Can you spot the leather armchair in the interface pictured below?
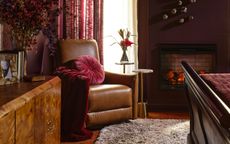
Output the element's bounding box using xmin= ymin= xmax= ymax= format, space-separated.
xmin=57 ymin=39 xmax=138 ymax=129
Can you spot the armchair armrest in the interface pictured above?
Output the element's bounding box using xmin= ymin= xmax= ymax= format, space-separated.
xmin=104 ymin=71 xmax=137 ymax=86
xmin=103 ymin=71 xmax=139 ymax=118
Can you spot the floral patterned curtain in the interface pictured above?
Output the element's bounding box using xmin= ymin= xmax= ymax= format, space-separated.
xmin=60 ymin=0 xmax=104 ymax=64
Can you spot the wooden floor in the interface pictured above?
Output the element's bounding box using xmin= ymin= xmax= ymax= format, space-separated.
xmin=148 ymin=111 xmax=189 ymax=119
xmin=62 ymin=112 xmax=189 ymax=144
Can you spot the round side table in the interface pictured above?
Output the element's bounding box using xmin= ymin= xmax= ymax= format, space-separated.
xmin=133 ymin=69 xmax=153 ymax=118
xmin=115 ymin=62 xmax=134 ymax=73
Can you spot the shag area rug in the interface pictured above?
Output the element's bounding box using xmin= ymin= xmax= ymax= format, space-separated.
xmin=95 ymin=119 xmax=189 ymax=144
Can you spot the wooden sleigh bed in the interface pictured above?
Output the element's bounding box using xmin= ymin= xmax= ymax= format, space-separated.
xmin=181 ymin=61 xmax=230 ymax=144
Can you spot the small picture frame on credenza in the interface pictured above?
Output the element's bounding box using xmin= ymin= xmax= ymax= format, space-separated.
xmin=0 ymin=50 xmax=24 ymax=85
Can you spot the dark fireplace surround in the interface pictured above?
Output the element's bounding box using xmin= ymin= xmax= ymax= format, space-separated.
xmin=148 ymin=43 xmax=217 ymax=112
xmin=159 ymin=44 xmax=216 ymax=90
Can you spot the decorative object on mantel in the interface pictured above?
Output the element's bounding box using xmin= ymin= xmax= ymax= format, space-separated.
xmin=23 ymin=75 xmax=46 ymax=82
xmin=0 ymin=50 xmax=24 ymax=85
xmin=111 ymin=29 xmax=135 ymax=62
xmin=0 ymin=0 xmax=61 ymax=80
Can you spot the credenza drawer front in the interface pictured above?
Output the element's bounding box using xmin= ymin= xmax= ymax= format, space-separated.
xmin=0 ymin=111 xmax=15 ymax=144
xmin=16 ymin=100 xmax=35 ymax=144
xmin=0 ymin=77 xmax=61 ymax=144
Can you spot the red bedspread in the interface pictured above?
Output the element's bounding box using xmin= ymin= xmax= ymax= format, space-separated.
xmin=200 ymin=73 xmax=230 ymax=107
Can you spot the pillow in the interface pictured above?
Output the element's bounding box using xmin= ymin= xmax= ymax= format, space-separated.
xmin=65 ymin=55 xmax=105 ymax=85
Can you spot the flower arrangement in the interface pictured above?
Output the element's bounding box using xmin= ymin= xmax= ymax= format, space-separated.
xmin=112 ymin=29 xmax=135 ymax=50
xmin=0 ymin=0 xmax=60 ymax=53
xmin=111 ymin=29 xmax=135 ymax=62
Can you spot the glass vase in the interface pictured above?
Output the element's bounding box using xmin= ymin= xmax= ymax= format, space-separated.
xmin=17 ymin=50 xmax=26 ymax=81
xmin=120 ymin=49 xmax=129 ymax=62
xmin=13 ymin=37 xmax=27 ymax=81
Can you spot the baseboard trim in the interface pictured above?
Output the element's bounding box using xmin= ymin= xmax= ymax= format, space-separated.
xmin=147 ymin=104 xmax=188 ymax=112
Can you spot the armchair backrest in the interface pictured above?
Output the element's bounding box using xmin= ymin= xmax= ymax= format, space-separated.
xmin=58 ymin=39 xmax=100 ymax=64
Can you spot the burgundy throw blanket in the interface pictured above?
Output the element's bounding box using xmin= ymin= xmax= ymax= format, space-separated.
xmin=56 ymin=67 xmax=92 ymax=142
xmin=56 ymin=55 xmax=105 ymax=142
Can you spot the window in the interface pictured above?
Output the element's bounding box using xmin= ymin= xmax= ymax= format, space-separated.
xmin=103 ymin=0 xmax=138 ymax=73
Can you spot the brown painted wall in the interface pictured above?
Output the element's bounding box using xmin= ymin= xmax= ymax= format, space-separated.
xmin=138 ymin=0 xmax=230 ymax=111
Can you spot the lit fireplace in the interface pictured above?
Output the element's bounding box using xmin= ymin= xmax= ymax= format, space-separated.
xmin=166 ymin=69 xmax=185 ymax=85
xmin=165 ymin=69 xmax=206 ymax=85
xmin=159 ymin=44 xmax=216 ymax=89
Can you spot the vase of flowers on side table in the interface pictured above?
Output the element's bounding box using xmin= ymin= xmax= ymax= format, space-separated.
xmin=112 ymin=29 xmax=135 ymax=62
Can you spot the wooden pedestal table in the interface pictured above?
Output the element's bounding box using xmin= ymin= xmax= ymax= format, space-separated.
xmin=133 ymin=69 xmax=153 ymax=118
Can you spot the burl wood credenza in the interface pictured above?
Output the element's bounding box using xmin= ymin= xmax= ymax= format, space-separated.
xmin=0 ymin=76 xmax=61 ymax=144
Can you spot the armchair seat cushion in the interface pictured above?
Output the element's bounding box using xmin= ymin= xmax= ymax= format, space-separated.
xmin=88 ymin=84 xmax=132 ymax=112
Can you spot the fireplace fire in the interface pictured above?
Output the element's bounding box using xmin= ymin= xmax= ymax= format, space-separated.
xmin=165 ymin=69 xmax=206 ymax=85
xmin=159 ymin=44 xmax=216 ymax=89
xmin=166 ymin=69 xmax=184 ymax=85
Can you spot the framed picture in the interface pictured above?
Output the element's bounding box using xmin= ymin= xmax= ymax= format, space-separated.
xmin=0 ymin=50 xmax=24 ymax=85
